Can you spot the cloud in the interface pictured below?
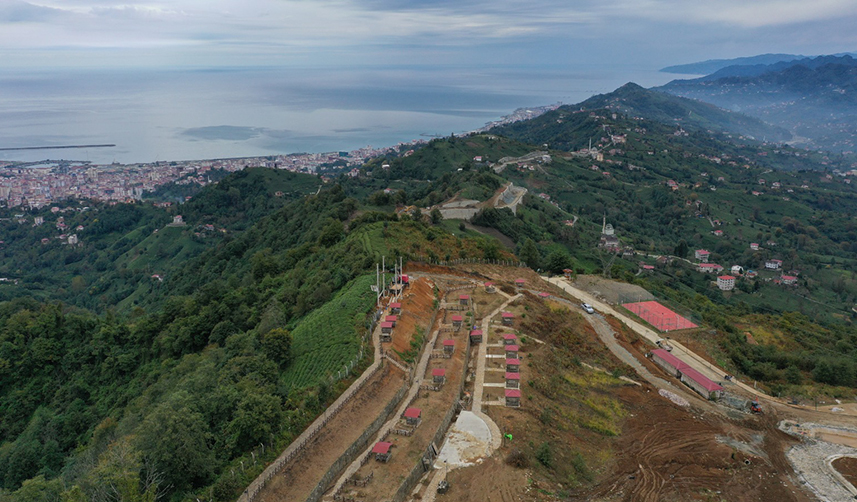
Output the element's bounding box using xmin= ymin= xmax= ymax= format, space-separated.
xmin=2 ymin=0 xmax=857 ymax=69
xmin=0 ymin=0 xmax=65 ymax=22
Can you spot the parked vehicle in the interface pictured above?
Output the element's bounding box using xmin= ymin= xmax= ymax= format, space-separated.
xmin=581 ymin=303 xmax=595 ymax=314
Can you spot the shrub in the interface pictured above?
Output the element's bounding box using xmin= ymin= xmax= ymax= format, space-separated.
xmin=505 ymin=449 xmax=529 ymax=468
xmin=535 ymin=441 xmax=553 ymax=468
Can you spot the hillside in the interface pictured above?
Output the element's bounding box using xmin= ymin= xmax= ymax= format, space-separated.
xmin=660 ymin=53 xmax=806 ymax=75
xmin=658 ymin=55 xmax=857 ymax=151
xmin=492 ymin=83 xmax=791 ymax=145
xmin=7 ymin=81 xmax=857 ymax=501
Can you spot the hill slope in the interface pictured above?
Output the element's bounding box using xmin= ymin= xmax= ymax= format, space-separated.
xmin=658 ymin=55 xmax=857 ymax=151
xmin=492 ymin=83 xmax=791 ymax=146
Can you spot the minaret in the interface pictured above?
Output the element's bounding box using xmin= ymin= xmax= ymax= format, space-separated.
xmin=602 ymin=214 xmax=606 ymax=234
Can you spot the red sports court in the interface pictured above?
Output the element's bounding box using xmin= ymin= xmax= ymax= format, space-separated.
xmin=622 ymin=300 xmax=697 ymax=332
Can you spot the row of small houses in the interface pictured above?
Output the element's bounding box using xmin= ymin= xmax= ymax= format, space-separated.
xmin=649 ymin=348 xmax=724 ymax=401
xmin=379 ymin=302 xmax=402 ymax=342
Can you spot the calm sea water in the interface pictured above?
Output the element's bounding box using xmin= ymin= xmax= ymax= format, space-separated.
xmin=0 ymin=65 xmax=674 ymax=165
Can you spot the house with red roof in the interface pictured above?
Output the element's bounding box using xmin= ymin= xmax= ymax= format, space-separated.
xmin=505 ymin=372 xmax=520 ymax=389
xmin=697 ymin=263 xmax=724 ymax=273
xmin=505 ymin=388 xmax=521 ymax=407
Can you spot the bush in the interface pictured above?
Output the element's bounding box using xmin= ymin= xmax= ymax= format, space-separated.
xmin=505 ymin=449 xmax=529 ymax=468
xmin=535 ymin=441 xmax=552 ymax=468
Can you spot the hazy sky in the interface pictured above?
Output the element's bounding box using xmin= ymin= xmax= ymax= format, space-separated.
xmin=2 ymin=0 xmax=857 ymax=70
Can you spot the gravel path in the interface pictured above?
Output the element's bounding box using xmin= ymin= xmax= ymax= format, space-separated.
xmin=786 ymin=438 xmax=857 ymax=502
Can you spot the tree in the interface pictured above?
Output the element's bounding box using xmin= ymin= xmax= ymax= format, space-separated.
xmin=544 ymin=249 xmax=572 ymax=274
xmin=430 ymin=208 xmax=442 ymax=224
xmin=261 ymin=328 xmax=292 ymax=368
xmin=673 ymin=239 xmax=688 ymax=258
xmin=519 ymin=239 xmax=540 ymax=270
xmin=136 ymin=398 xmax=216 ymax=493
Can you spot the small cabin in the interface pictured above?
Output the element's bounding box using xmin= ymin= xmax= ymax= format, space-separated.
xmin=506 ymin=358 xmax=521 ymax=372
xmin=538 ymin=292 xmax=550 ymax=299
xmin=459 ymin=294 xmax=470 ymax=306
xmin=432 ymin=368 xmax=446 ymax=384
xmin=563 ymin=268 xmax=573 ymax=280
xmin=442 ymin=339 xmax=455 ymax=354
xmin=505 ymin=388 xmax=521 ymax=407
xmin=372 ymin=441 xmax=393 ymax=462
xmin=451 ymin=314 xmax=463 ymax=329
xmin=502 ymin=333 xmax=517 ymax=346
xmin=505 ymin=344 xmax=519 ymax=358
xmin=505 ymin=372 xmax=520 ymax=389
xmin=485 ymin=282 xmax=496 ymax=293
xmin=390 ymin=302 xmax=402 ymax=315
xmin=403 ymin=407 xmax=422 ymax=426
xmin=515 ymin=278 xmax=525 ymax=288
xmin=385 ymin=315 xmax=398 ymax=327
xmin=469 ymin=329 xmax=483 ymax=344
xmin=501 ymin=312 xmax=514 ymax=326
xmin=380 ymin=321 xmax=393 ymax=342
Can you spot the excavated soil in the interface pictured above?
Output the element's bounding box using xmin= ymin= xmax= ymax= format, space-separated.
xmin=832 ymin=456 xmax=857 ymax=488
xmin=387 ymin=277 xmax=437 ymax=355
xmin=591 ymin=388 xmax=810 ymax=502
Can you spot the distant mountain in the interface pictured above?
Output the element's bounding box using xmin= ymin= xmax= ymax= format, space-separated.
xmin=491 ymin=83 xmax=791 ymax=148
xmin=657 ymin=55 xmax=857 ymax=151
xmin=660 ymin=54 xmax=805 ymax=75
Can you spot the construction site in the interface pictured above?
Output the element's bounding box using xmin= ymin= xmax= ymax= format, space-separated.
xmin=241 ymin=262 xmax=857 ymax=502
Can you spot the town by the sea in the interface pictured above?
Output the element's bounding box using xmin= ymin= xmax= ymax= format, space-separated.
xmin=0 ymin=64 xmax=675 ymax=207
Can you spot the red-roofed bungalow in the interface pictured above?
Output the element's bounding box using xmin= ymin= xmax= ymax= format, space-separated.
xmin=385 ymin=315 xmax=398 ymax=326
xmin=505 ymin=372 xmax=520 ymax=389
xmin=505 ymin=344 xmax=519 ymax=358
xmin=505 ymin=388 xmax=521 ymax=407
xmin=506 ymin=358 xmax=520 ymax=372
xmin=469 ymin=329 xmax=483 ymax=343
xmin=515 ymin=278 xmax=526 ymax=287
xmin=432 ymin=368 xmax=446 ymax=384
xmin=372 ymin=441 xmax=393 ymax=462
xmin=485 ymin=282 xmax=496 ymax=293
xmin=501 ymin=312 xmax=514 ymax=326
xmin=679 ymin=367 xmax=724 ymax=401
xmin=451 ymin=314 xmax=463 ymax=329
xmin=403 ymin=407 xmax=422 ymax=425
xmin=459 ymin=294 xmax=470 ymax=306
xmin=390 ymin=302 xmax=402 ymax=314
xmin=502 ymin=333 xmax=517 ymax=345
xmin=380 ymin=321 xmax=393 ymax=334
xmin=442 ymin=339 xmax=455 ymax=354
xmin=538 ymin=292 xmax=550 ymax=298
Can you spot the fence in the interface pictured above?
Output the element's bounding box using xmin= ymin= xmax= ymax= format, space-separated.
xmin=305 ymin=380 xmax=409 ymax=502
xmin=409 ymin=256 xmax=526 ymax=268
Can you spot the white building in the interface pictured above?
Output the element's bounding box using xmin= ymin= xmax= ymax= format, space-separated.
xmin=717 ymin=275 xmax=735 ymax=291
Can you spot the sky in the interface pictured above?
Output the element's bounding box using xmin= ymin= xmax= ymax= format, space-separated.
xmin=2 ymin=0 xmax=857 ymax=71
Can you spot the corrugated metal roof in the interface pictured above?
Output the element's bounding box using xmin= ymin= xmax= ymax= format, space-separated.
xmin=651 ymin=348 xmax=689 ymax=370
xmin=680 ymin=366 xmax=723 ymax=392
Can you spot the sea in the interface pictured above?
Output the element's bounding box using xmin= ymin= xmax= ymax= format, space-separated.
xmin=0 ymin=64 xmax=676 ymax=165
